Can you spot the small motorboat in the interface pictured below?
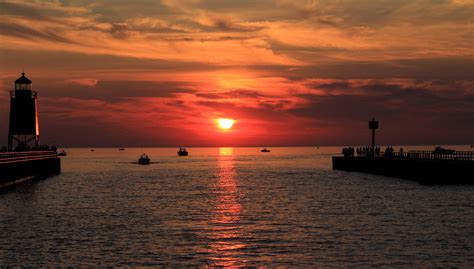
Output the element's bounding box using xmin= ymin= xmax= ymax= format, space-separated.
xmin=178 ymin=147 xmax=188 ymax=156
xmin=119 ymin=148 xmax=125 ymax=151
xmin=90 ymin=149 xmax=95 ymax=152
xmin=433 ymin=146 xmax=455 ymax=154
xmin=261 ymin=148 xmax=270 ymax=153
xmin=57 ymin=150 xmax=67 ymax=156
xmin=138 ymin=154 xmax=151 ymax=165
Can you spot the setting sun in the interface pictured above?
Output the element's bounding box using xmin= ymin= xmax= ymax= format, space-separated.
xmin=217 ymin=118 xmax=235 ymax=130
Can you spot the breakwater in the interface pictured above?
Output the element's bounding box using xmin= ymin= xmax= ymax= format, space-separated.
xmin=0 ymin=151 xmax=60 ymax=189
xmin=333 ymin=150 xmax=474 ymax=184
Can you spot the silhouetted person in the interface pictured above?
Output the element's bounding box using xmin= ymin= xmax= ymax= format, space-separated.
xmin=384 ymin=146 xmax=394 ymax=157
xmin=342 ymin=147 xmax=354 ymax=157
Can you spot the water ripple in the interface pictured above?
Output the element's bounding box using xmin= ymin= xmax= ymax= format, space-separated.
xmin=0 ymin=147 xmax=473 ymax=267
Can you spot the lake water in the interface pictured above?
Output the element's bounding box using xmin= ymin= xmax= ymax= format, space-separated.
xmin=1 ymin=147 xmax=473 ymax=267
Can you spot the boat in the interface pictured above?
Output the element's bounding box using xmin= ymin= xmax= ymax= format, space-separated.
xmin=261 ymin=148 xmax=270 ymax=153
xmin=433 ymin=146 xmax=455 ymax=154
xmin=178 ymin=147 xmax=188 ymax=156
xmin=90 ymin=149 xmax=95 ymax=152
xmin=119 ymin=148 xmax=125 ymax=151
xmin=57 ymin=150 xmax=67 ymax=156
xmin=138 ymin=154 xmax=151 ymax=165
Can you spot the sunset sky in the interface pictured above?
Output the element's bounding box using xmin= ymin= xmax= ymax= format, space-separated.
xmin=0 ymin=0 xmax=472 ymax=147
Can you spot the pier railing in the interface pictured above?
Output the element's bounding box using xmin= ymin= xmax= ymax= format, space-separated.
xmin=0 ymin=151 xmax=58 ymax=164
xmin=351 ymin=148 xmax=474 ymax=161
xmin=397 ymin=150 xmax=474 ymax=161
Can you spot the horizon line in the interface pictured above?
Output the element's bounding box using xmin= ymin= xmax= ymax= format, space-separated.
xmin=53 ymin=144 xmax=473 ymax=148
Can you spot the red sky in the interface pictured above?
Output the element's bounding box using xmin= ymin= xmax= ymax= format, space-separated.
xmin=0 ymin=0 xmax=473 ymax=147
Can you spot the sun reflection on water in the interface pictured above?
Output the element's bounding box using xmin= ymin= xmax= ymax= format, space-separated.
xmin=219 ymin=147 xmax=233 ymax=156
xmin=207 ymin=147 xmax=246 ymax=266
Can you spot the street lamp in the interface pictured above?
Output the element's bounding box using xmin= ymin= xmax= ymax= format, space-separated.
xmin=369 ymin=118 xmax=378 ymax=157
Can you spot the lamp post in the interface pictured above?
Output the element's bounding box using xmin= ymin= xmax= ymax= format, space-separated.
xmin=368 ymin=118 xmax=378 ymax=157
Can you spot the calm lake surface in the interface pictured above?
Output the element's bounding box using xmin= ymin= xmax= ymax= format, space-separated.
xmin=1 ymin=146 xmax=473 ymax=267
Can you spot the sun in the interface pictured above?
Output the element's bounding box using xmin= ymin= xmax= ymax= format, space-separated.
xmin=217 ymin=118 xmax=235 ymax=130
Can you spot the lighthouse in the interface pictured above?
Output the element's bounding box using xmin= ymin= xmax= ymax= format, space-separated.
xmin=8 ymin=72 xmax=40 ymax=151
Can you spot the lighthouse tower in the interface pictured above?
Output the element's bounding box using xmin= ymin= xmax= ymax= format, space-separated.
xmin=8 ymin=72 xmax=40 ymax=150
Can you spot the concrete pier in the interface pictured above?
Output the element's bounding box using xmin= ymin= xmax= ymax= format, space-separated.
xmin=333 ymin=153 xmax=474 ymax=184
xmin=0 ymin=151 xmax=61 ymax=189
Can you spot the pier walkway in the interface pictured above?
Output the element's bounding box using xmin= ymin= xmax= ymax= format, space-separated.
xmin=0 ymin=151 xmax=58 ymax=163
xmin=0 ymin=151 xmax=60 ymax=189
xmin=333 ymin=150 xmax=474 ymax=185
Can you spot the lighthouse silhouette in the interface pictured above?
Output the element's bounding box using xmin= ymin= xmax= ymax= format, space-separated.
xmin=8 ymin=72 xmax=40 ymax=150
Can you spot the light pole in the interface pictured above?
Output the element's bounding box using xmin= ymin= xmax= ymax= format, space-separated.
xmin=369 ymin=118 xmax=378 ymax=157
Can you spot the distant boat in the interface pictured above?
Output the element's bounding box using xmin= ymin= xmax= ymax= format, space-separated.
xmin=90 ymin=149 xmax=95 ymax=152
xmin=58 ymin=150 xmax=67 ymax=156
xmin=119 ymin=148 xmax=125 ymax=151
xmin=433 ymin=146 xmax=455 ymax=154
xmin=178 ymin=147 xmax=188 ymax=156
xmin=138 ymin=154 xmax=150 ymax=165
xmin=261 ymin=148 xmax=270 ymax=153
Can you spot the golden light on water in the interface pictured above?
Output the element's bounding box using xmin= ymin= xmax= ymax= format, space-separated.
xmin=208 ymin=148 xmax=244 ymax=266
xmin=219 ymin=147 xmax=233 ymax=156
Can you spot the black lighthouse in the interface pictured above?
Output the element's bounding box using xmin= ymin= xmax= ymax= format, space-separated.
xmin=8 ymin=72 xmax=40 ymax=151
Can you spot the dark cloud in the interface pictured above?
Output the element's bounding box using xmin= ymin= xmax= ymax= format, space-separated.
xmin=312 ymin=81 xmax=352 ymax=90
xmin=0 ymin=22 xmax=75 ymax=44
xmin=288 ymin=81 xmax=474 ymax=144
xmin=0 ymin=1 xmax=78 ymax=21
xmin=287 ymin=57 xmax=474 ymax=80
xmin=203 ymin=17 xmax=265 ymax=33
xmin=159 ymin=35 xmax=254 ymax=42
xmin=44 ymin=80 xmax=196 ymax=102
xmin=109 ymin=23 xmax=129 ymax=39
xmin=0 ymin=49 xmax=222 ymax=74
xmin=67 ymin=0 xmax=175 ymax=24
xmin=195 ymin=90 xmax=267 ymax=99
xmin=0 ymin=2 xmax=45 ymax=19
xmin=259 ymin=100 xmax=291 ymax=110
